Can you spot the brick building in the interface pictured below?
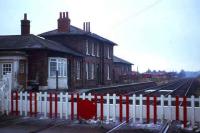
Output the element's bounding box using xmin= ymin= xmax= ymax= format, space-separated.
xmin=39 ymin=12 xmax=117 ymax=89
xmin=0 ymin=12 xmax=133 ymax=90
xmin=0 ymin=14 xmax=84 ymax=90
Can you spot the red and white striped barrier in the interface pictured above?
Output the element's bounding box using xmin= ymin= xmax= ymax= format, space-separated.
xmin=1 ymin=91 xmax=200 ymax=128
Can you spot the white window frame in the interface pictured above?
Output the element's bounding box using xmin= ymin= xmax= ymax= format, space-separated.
xmin=91 ymin=42 xmax=95 ymax=56
xmin=91 ymin=63 xmax=94 ymax=79
xmin=48 ymin=57 xmax=67 ymax=78
xmin=86 ymin=63 xmax=89 ymax=80
xmin=107 ymin=65 xmax=111 ymax=80
xmin=96 ymin=44 xmax=100 ymax=57
xmin=107 ymin=47 xmax=111 ymax=59
xmin=86 ymin=40 xmax=89 ymax=55
xmin=76 ymin=61 xmax=81 ymax=80
xmin=2 ymin=63 xmax=12 ymax=75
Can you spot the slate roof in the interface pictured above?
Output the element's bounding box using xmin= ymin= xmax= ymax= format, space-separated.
xmin=0 ymin=34 xmax=83 ymax=56
xmin=113 ymin=56 xmax=133 ymax=65
xmin=39 ymin=25 xmax=117 ymax=45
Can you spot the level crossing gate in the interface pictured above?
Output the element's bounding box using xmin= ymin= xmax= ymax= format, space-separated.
xmin=0 ymin=90 xmax=200 ymax=128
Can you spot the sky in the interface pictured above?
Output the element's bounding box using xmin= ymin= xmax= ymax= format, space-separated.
xmin=0 ymin=0 xmax=199 ymax=72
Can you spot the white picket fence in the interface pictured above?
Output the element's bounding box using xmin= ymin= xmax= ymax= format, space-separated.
xmin=0 ymin=90 xmax=200 ymax=128
xmin=0 ymin=73 xmax=12 ymax=115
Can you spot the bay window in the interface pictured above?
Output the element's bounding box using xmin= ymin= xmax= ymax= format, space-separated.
xmin=49 ymin=58 xmax=67 ymax=77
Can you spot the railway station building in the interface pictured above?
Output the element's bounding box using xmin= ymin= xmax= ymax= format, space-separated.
xmin=0 ymin=12 xmax=133 ymax=90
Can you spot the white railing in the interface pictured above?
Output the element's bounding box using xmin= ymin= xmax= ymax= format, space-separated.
xmin=0 ymin=91 xmax=200 ymax=128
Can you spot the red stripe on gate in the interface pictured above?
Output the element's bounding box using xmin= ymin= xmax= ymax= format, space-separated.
xmin=49 ymin=93 xmax=52 ymax=118
xmin=146 ymin=96 xmax=150 ymax=123
xmin=11 ymin=91 xmax=14 ymax=115
xmin=126 ymin=95 xmax=129 ymax=123
xmin=71 ymin=94 xmax=74 ymax=120
xmin=94 ymin=94 xmax=97 ymax=120
xmin=175 ymin=96 xmax=179 ymax=121
xmin=34 ymin=92 xmax=37 ymax=117
xmin=119 ymin=95 xmax=122 ymax=123
xmin=30 ymin=92 xmax=32 ymax=116
xmin=55 ymin=93 xmax=58 ymax=118
xmin=100 ymin=95 xmax=103 ymax=121
xmin=16 ymin=92 xmax=19 ymax=116
xmin=183 ymin=96 xmax=187 ymax=128
xmin=77 ymin=93 xmax=80 ymax=120
xmin=153 ymin=96 xmax=157 ymax=124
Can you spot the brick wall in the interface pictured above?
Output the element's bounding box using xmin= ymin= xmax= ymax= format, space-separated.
xmin=27 ymin=50 xmax=48 ymax=86
xmin=44 ymin=35 xmax=114 ymax=89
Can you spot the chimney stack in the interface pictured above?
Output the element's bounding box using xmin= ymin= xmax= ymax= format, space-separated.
xmin=57 ymin=12 xmax=70 ymax=32
xmin=83 ymin=22 xmax=90 ymax=32
xmin=21 ymin=13 xmax=30 ymax=35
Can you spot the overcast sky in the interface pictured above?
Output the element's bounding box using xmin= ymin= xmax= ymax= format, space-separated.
xmin=0 ymin=0 xmax=199 ymax=72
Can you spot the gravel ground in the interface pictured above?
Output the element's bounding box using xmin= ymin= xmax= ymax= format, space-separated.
xmin=0 ymin=115 xmax=164 ymax=133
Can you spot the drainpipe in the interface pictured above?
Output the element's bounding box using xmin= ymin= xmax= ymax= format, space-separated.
xmin=56 ymin=70 xmax=58 ymax=90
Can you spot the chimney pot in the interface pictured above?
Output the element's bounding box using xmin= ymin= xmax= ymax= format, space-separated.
xmin=66 ymin=12 xmax=68 ymax=18
xmin=83 ymin=22 xmax=85 ymax=31
xmin=85 ymin=22 xmax=90 ymax=32
xmin=63 ymin=12 xmax=65 ymax=18
xmin=24 ymin=13 xmax=27 ymax=20
xmin=59 ymin=12 xmax=62 ymax=18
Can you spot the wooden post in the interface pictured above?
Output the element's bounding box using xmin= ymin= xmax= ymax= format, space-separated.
xmin=146 ymin=96 xmax=150 ymax=123
xmin=100 ymin=95 xmax=104 ymax=121
xmin=56 ymin=70 xmax=58 ymax=90
xmin=94 ymin=94 xmax=97 ymax=120
xmin=126 ymin=95 xmax=129 ymax=123
xmin=49 ymin=93 xmax=52 ymax=118
xmin=139 ymin=94 xmax=143 ymax=123
xmin=183 ymin=96 xmax=187 ymax=128
xmin=113 ymin=94 xmax=116 ymax=122
xmin=34 ymin=92 xmax=37 ymax=117
xmin=175 ymin=96 xmax=179 ymax=121
xmin=153 ymin=96 xmax=157 ymax=124
xmin=160 ymin=95 xmax=164 ymax=122
xmin=71 ymin=94 xmax=74 ymax=120
xmin=65 ymin=93 xmax=69 ymax=119
xmin=24 ymin=92 xmax=28 ymax=116
xmin=168 ymin=95 xmax=172 ymax=120
xmin=191 ymin=96 xmax=195 ymax=128
xmin=55 ymin=93 xmax=58 ymax=118
xmin=20 ymin=92 xmax=23 ymax=116
xmin=44 ymin=92 xmax=47 ymax=118
xmin=119 ymin=95 xmax=123 ymax=122
xmin=132 ymin=94 xmax=136 ymax=123
xmin=106 ymin=94 xmax=110 ymax=123
xmin=60 ymin=92 xmax=63 ymax=119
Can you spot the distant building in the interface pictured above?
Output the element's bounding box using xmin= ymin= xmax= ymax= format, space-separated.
xmin=113 ymin=56 xmax=133 ymax=83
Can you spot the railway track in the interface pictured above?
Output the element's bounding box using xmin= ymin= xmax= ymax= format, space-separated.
xmin=123 ymin=78 xmax=194 ymax=97
xmin=89 ymin=78 xmax=196 ymax=98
